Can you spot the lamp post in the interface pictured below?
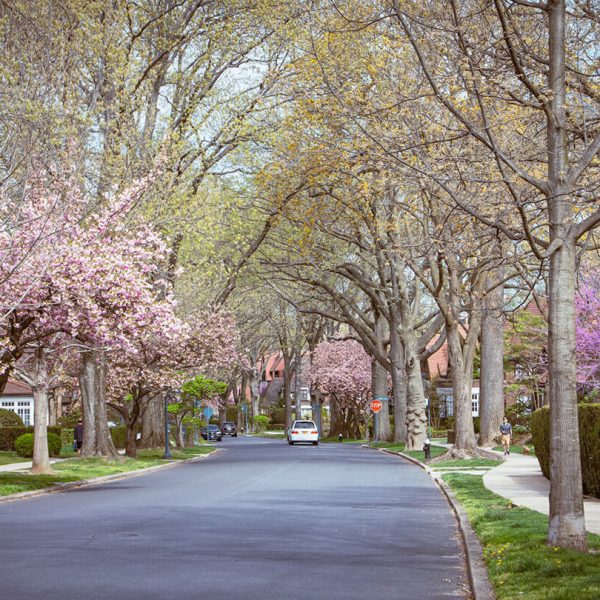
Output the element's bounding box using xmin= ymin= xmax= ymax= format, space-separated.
xmin=163 ymin=391 xmax=172 ymax=459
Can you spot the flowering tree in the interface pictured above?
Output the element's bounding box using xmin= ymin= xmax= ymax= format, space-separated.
xmin=310 ymin=340 xmax=371 ymax=438
xmin=106 ymin=309 xmax=240 ymax=457
xmin=576 ymin=276 xmax=600 ymax=395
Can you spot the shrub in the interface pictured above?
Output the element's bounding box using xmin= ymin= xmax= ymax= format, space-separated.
xmin=253 ymin=414 xmax=270 ymax=432
xmin=0 ymin=408 xmax=24 ymax=427
xmin=15 ymin=433 xmax=34 ymax=457
xmin=0 ymin=426 xmax=62 ymax=451
xmin=47 ymin=432 xmax=61 ymax=457
xmin=15 ymin=432 xmax=62 ymax=458
xmin=110 ymin=426 xmax=127 ymax=449
xmin=472 ymin=416 xmax=480 ymax=434
xmin=61 ymin=428 xmax=74 ymax=449
xmin=269 ymin=406 xmax=286 ymax=425
xmin=531 ymin=404 xmax=600 ymax=498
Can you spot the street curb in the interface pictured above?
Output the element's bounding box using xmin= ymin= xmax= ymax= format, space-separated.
xmin=365 ymin=445 xmax=496 ymax=600
xmin=0 ymin=449 xmax=221 ymax=505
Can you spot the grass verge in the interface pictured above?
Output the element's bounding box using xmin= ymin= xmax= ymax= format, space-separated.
xmin=0 ymin=451 xmax=29 ymax=466
xmin=443 ymin=473 xmax=600 ymax=600
xmin=0 ymin=446 xmax=216 ymax=497
xmin=431 ymin=458 xmax=501 ymax=469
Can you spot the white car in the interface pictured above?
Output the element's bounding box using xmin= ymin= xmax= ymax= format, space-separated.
xmin=288 ymin=420 xmax=319 ymax=445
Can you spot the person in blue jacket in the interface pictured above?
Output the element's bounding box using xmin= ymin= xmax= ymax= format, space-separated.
xmin=500 ymin=417 xmax=512 ymax=455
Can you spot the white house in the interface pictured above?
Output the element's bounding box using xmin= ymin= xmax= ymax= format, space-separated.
xmin=1 ymin=380 xmax=34 ymax=425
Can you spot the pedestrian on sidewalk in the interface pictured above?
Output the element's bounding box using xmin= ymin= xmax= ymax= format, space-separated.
xmin=500 ymin=417 xmax=512 ymax=455
xmin=74 ymin=420 xmax=84 ymax=456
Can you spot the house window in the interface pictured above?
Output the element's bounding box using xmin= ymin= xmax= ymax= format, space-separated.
xmin=471 ymin=391 xmax=480 ymax=416
xmin=17 ymin=408 xmax=31 ymax=426
xmin=2 ymin=402 xmax=14 ymax=407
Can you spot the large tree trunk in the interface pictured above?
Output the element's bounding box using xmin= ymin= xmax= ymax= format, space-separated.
xmin=140 ymin=394 xmax=163 ymax=448
xmin=446 ymin=323 xmax=477 ymax=453
xmin=479 ymin=283 xmax=506 ymax=447
xmin=545 ymin=0 xmax=586 ymax=552
xmin=249 ymin=368 xmax=260 ymax=432
xmin=294 ymin=354 xmax=302 ymax=421
xmin=283 ymin=367 xmax=293 ymax=429
xmin=404 ymin=339 xmax=428 ymax=451
xmin=372 ymin=359 xmax=392 ymax=441
xmin=31 ymin=348 xmax=54 ymax=475
xmin=78 ymin=349 xmax=119 ymax=459
xmin=389 ymin=325 xmax=407 ymax=444
xmin=547 ymin=239 xmax=585 ymax=549
xmin=328 ymin=394 xmax=343 ymax=437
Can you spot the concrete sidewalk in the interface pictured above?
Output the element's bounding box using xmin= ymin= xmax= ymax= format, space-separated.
xmin=483 ymin=452 xmax=600 ymax=536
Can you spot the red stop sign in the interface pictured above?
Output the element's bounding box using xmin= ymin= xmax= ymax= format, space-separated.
xmin=370 ymin=399 xmax=383 ymax=413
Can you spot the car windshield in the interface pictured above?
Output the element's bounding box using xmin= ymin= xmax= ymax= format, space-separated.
xmin=293 ymin=421 xmax=316 ymax=429
xmin=208 ymin=425 xmax=219 ymax=430
xmin=223 ymin=422 xmax=234 ymax=426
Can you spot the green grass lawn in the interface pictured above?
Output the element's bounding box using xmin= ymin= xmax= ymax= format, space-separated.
xmin=320 ymin=436 xmax=366 ymax=444
xmin=493 ymin=444 xmax=536 ymax=456
xmin=431 ymin=458 xmax=502 ymax=469
xmin=0 ymin=451 xmax=30 ymax=466
xmin=443 ymin=473 xmax=600 ymax=600
xmin=0 ymin=446 xmax=216 ymax=497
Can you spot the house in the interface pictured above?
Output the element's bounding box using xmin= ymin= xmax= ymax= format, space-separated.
xmin=426 ymin=334 xmax=480 ymax=418
xmin=0 ymin=379 xmax=34 ymax=425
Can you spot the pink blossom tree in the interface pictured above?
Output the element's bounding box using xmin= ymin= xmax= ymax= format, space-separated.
xmin=576 ymin=275 xmax=600 ymax=395
xmin=310 ymin=340 xmax=371 ymax=439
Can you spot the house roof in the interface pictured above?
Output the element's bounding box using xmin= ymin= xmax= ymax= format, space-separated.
xmin=2 ymin=379 xmax=33 ymax=396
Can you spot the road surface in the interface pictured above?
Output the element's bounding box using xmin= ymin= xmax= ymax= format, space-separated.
xmin=0 ymin=437 xmax=468 ymax=599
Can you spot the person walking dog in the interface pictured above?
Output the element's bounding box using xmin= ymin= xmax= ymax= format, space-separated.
xmin=500 ymin=417 xmax=512 ymax=455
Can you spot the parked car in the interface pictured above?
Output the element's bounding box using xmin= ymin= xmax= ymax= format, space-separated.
xmin=221 ymin=421 xmax=238 ymax=437
xmin=287 ymin=420 xmax=319 ymax=445
xmin=201 ymin=424 xmax=223 ymax=442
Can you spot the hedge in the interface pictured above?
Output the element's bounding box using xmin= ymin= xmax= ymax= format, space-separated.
xmin=0 ymin=426 xmax=62 ymax=451
xmin=0 ymin=408 xmax=24 ymax=427
xmin=531 ymin=404 xmax=600 ymax=499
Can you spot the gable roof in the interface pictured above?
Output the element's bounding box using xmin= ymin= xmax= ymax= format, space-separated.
xmin=2 ymin=379 xmax=33 ymax=396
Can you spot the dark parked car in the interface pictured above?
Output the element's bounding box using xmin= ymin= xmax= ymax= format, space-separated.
xmin=201 ymin=424 xmax=223 ymax=442
xmin=221 ymin=421 xmax=238 ymax=437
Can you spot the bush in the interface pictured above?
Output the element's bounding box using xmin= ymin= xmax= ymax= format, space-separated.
xmin=61 ymin=428 xmax=74 ymax=449
xmin=269 ymin=406 xmax=286 ymax=425
xmin=531 ymin=404 xmax=600 ymax=499
xmin=269 ymin=423 xmax=286 ymax=430
xmin=0 ymin=426 xmax=62 ymax=451
xmin=14 ymin=432 xmax=61 ymax=458
xmin=110 ymin=426 xmax=127 ymax=449
xmin=0 ymin=408 xmax=24 ymax=427
xmin=15 ymin=433 xmax=34 ymax=457
xmin=253 ymin=414 xmax=270 ymax=432
xmin=472 ymin=417 xmax=480 ymax=434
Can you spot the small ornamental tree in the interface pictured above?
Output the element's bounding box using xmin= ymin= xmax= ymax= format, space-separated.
xmin=169 ymin=375 xmax=228 ymax=448
xmin=576 ymin=276 xmax=600 ymax=396
xmin=310 ymin=340 xmax=371 ymax=439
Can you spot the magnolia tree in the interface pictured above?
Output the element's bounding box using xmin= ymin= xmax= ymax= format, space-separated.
xmin=310 ymin=340 xmax=371 ymax=438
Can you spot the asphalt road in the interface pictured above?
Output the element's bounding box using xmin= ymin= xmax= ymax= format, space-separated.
xmin=0 ymin=437 xmax=468 ymax=599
